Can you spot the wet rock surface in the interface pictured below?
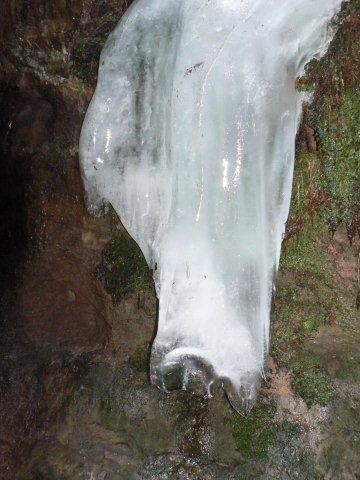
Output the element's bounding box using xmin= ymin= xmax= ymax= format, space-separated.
xmin=0 ymin=1 xmax=359 ymax=479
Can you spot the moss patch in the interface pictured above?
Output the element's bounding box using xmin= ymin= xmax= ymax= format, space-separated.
xmin=103 ymin=233 xmax=149 ymax=304
xmin=227 ymin=404 xmax=276 ymax=460
xmin=292 ymin=359 xmax=334 ymax=407
xmin=273 ymin=4 xmax=359 ymax=413
xmin=317 ymin=91 xmax=360 ymax=231
xmin=309 ymin=0 xmax=360 ymax=236
xmin=128 ymin=344 xmax=150 ymax=372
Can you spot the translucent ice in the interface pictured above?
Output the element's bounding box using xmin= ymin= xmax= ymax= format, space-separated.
xmin=80 ymin=0 xmax=345 ymax=413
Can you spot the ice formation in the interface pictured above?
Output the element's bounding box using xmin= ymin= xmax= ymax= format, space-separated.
xmin=80 ymin=0 xmax=346 ymax=413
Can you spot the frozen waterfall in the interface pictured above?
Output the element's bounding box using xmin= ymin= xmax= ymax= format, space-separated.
xmin=80 ymin=0 xmax=345 ymax=413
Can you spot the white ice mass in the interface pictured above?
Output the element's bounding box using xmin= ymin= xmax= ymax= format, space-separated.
xmin=80 ymin=0 xmax=346 ymax=413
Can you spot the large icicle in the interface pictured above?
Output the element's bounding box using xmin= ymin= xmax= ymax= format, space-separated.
xmin=80 ymin=0 xmax=345 ymax=413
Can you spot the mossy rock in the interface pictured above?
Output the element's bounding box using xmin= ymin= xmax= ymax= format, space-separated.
xmin=227 ymin=404 xmax=276 ymax=460
xmin=103 ymin=234 xmax=149 ymax=304
xmin=128 ymin=344 xmax=150 ymax=372
xmin=292 ymin=358 xmax=334 ymax=407
xmin=317 ymin=91 xmax=360 ymax=231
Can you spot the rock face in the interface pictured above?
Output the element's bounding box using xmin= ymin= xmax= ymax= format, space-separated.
xmin=0 ymin=1 xmax=359 ymax=480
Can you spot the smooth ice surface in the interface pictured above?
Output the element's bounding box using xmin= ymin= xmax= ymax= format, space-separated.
xmin=80 ymin=0 xmax=345 ymax=412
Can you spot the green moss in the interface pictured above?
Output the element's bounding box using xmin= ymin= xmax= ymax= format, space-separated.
xmin=275 ymin=2 xmax=359 ymax=371
xmin=105 ymin=202 xmax=121 ymax=223
xmin=280 ymin=152 xmax=333 ymax=280
xmin=292 ymin=359 xmax=333 ymax=407
xmin=103 ymin=234 xmax=149 ymax=304
xmin=296 ymin=76 xmax=315 ymax=92
xmin=279 ymin=421 xmax=300 ymax=439
xmin=273 ymin=92 xmax=359 ymax=372
xmin=227 ymin=404 xmax=276 ymax=460
xmin=305 ymin=1 xmax=360 ymax=232
xmin=162 ymin=365 xmax=185 ymax=391
xmin=317 ymin=91 xmax=360 ymax=229
xmin=128 ymin=345 xmax=149 ymax=372
xmin=273 ymin=147 xmax=345 ymax=366
xmin=186 ymin=374 xmax=205 ymax=395
xmin=280 ymin=232 xmax=329 ymax=277
xmin=306 ymin=58 xmax=321 ymax=77
xmin=272 ymin=271 xmax=332 ymax=364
